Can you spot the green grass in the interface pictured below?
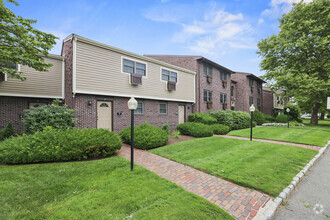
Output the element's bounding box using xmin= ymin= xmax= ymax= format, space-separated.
xmin=151 ymin=137 xmax=317 ymax=197
xmin=0 ymin=156 xmax=233 ymax=220
xmin=302 ymin=118 xmax=330 ymax=131
xmin=228 ymin=125 xmax=330 ymax=147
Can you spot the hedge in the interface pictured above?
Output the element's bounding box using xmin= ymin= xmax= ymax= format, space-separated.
xmin=276 ymin=114 xmax=293 ymax=123
xmin=0 ymin=122 xmax=16 ymax=142
xmin=188 ymin=113 xmax=217 ymax=125
xmin=177 ymin=122 xmax=213 ymax=137
xmin=253 ymin=110 xmax=265 ymax=125
xmin=208 ymin=124 xmax=230 ymax=135
xmin=209 ymin=110 xmax=251 ymax=130
xmin=0 ymin=127 xmax=122 ymax=164
xmin=119 ymin=122 xmax=169 ymax=150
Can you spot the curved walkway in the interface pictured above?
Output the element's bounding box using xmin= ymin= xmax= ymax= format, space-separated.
xmin=217 ymin=135 xmax=321 ymax=151
xmin=118 ymin=145 xmax=271 ymax=220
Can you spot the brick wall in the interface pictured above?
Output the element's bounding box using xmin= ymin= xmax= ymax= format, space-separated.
xmin=0 ymin=96 xmax=52 ymax=133
xmin=262 ymin=89 xmax=273 ymax=116
xmin=62 ymin=39 xmax=74 ymax=109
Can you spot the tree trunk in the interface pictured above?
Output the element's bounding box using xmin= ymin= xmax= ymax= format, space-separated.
xmin=320 ymin=113 xmax=325 ymax=120
xmin=310 ymin=102 xmax=320 ymax=125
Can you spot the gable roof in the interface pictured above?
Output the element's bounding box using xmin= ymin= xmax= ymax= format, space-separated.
xmin=235 ymin=72 xmax=266 ymax=83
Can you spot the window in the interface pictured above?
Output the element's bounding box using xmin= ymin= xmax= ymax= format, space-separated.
xmin=134 ymin=101 xmax=143 ymax=114
xmin=159 ymin=103 xmax=167 ymax=114
xmin=123 ymin=59 xmax=146 ymax=76
xmin=203 ymin=64 xmax=212 ymax=76
xmin=249 ymin=96 xmax=254 ymax=106
xmin=257 ymin=98 xmax=261 ymax=106
xmin=162 ymin=69 xmax=177 ymax=82
xmin=220 ymin=93 xmax=227 ymax=103
xmin=257 ymin=82 xmax=262 ymax=89
xmin=203 ymin=90 xmax=212 ymax=102
xmin=249 ymin=78 xmax=254 ymax=87
xmin=220 ymin=71 xmax=228 ymax=81
xmin=231 ymin=86 xmax=234 ymax=96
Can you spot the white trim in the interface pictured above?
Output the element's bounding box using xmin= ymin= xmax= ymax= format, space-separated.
xmin=121 ymin=56 xmax=148 ymax=79
xmin=0 ymin=93 xmax=63 ymax=99
xmin=17 ymin=64 xmax=20 ymax=71
xmin=160 ymin=67 xmax=179 ymax=84
xmin=4 ymin=73 xmax=7 ymax=81
xmin=72 ymin=37 xmax=77 ymax=94
xmin=75 ymin=89 xmax=194 ymax=103
xmin=62 ymin=59 xmax=65 ymax=99
xmin=159 ymin=102 xmax=168 ymax=114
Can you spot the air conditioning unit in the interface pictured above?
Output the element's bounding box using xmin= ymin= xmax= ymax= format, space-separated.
xmin=130 ymin=73 xmax=142 ymax=85
xmin=223 ymin=103 xmax=228 ymax=110
xmin=167 ymin=81 xmax=176 ymax=91
xmin=222 ymin=80 xmax=227 ymax=88
xmin=207 ymin=75 xmax=212 ymax=84
xmin=207 ymin=101 xmax=213 ymax=109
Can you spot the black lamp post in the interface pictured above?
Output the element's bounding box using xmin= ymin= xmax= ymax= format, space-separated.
xmin=128 ymin=97 xmax=138 ymax=171
xmin=250 ymin=104 xmax=255 ymax=141
xmin=286 ymin=108 xmax=290 ymax=128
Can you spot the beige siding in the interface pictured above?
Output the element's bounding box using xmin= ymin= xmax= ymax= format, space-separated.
xmin=75 ymin=41 xmax=195 ymax=102
xmin=0 ymin=57 xmax=63 ymax=98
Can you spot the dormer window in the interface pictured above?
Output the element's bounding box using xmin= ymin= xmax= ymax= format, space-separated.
xmin=123 ymin=59 xmax=146 ymax=76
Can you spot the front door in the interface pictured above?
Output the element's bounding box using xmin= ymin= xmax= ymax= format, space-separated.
xmin=97 ymin=101 xmax=112 ymax=130
xmin=178 ymin=105 xmax=185 ymax=124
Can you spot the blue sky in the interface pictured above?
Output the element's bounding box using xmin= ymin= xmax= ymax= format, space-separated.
xmin=6 ymin=0 xmax=311 ymax=76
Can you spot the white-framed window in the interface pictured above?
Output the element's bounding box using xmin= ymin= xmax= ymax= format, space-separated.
xmin=203 ymin=64 xmax=212 ymax=76
xmin=134 ymin=101 xmax=143 ymax=114
xmin=203 ymin=90 xmax=212 ymax=102
xmin=159 ymin=103 xmax=167 ymax=114
xmin=220 ymin=93 xmax=227 ymax=103
xmin=220 ymin=71 xmax=228 ymax=81
xmin=123 ymin=58 xmax=146 ymax=76
xmin=162 ymin=69 xmax=177 ymax=82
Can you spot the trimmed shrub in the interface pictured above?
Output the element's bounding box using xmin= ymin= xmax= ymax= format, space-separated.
xmin=177 ymin=122 xmax=213 ymax=137
xmin=162 ymin=123 xmax=170 ymax=134
xmin=209 ymin=124 xmax=230 ymax=135
xmin=188 ymin=113 xmax=217 ymax=125
xmin=283 ymin=104 xmax=302 ymax=122
xmin=23 ymin=100 xmax=76 ymax=134
xmin=209 ymin=111 xmax=235 ymax=129
xmin=209 ymin=110 xmax=251 ymax=130
xmin=276 ymin=114 xmax=293 ymax=123
xmin=0 ymin=122 xmax=16 ymax=141
xmin=253 ymin=110 xmax=265 ymax=125
xmin=264 ymin=114 xmax=276 ymax=123
xmin=119 ymin=122 xmax=168 ymax=150
xmin=0 ymin=127 xmax=122 ymax=164
xmin=253 ymin=121 xmax=257 ymax=127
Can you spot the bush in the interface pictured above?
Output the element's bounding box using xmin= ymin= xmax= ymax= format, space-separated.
xmin=264 ymin=114 xmax=276 ymax=123
xmin=119 ymin=122 xmax=168 ymax=150
xmin=209 ymin=110 xmax=251 ymax=130
xmin=23 ymin=100 xmax=76 ymax=134
xmin=327 ymin=114 xmax=330 ymax=119
xmin=162 ymin=123 xmax=170 ymax=134
xmin=0 ymin=122 xmax=16 ymax=142
xmin=171 ymin=130 xmax=181 ymax=139
xmin=283 ymin=104 xmax=302 ymax=122
xmin=188 ymin=113 xmax=217 ymax=125
xmin=276 ymin=114 xmax=293 ymax=123
xmin=177 ymin=122 xmax=213 ymax=137
xmin=208 ymin=124 xmax=230 ymax=135
xmin=253 ymin=110 xmax=265 ymax=125
xmin=0 ymin=127 xmax=122 ymax=164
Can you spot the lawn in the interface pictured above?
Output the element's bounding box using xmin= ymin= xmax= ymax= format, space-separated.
xmin=228 ymin=125 xmax=330 ymax=147
xmin=0 ymin=156 xmax=233 ymax=220
xmin=302 ymin=118 xmax=330 ymax=131
xmin=150 ymin=137 xmax=317 ymax=197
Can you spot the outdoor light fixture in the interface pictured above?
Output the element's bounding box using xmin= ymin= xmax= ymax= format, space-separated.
xmin=87 ymin=100 xmax=92 ymax=108
xmin=250 ymin=104 xmax=255 ymax=141
xmin=286 ymin=108 xmax=290 ymax=128
xmin=127 ymin=97 xmax=138 ymax=171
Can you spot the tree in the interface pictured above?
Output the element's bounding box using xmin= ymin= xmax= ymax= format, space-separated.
xmin=257 ymin=0 xmax=330 ymax=125
xmin=0 ymin=0 xmax=57 ymax=80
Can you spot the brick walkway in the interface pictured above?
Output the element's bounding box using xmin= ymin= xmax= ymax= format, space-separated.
xmin=217 ymin=135 xmax=321 ymax=151
xmin=117 ymin=145 xmax=272 ymax=220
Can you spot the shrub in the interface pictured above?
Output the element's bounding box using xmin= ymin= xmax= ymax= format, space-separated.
xmin=264 ymin=114 xmax=276 ymax=123
xmin=209 ymin=110 xmax=251 ymax=130
xmin=23 ymin=100 xmax=76 ymax=134
xmin=0 ymin=127 xmax=122 ymax=164
xmin=209 ymin=124 xmax=230 ymax=135
xmin=276 ymin=114 xmax=293 ymax=123
xmin=283 ymin=104 xmax=302 ymax=122
xmin=171 ymin=130 xmax=181 ymax=139
xmin=0 ymin=122 xmax=16 ymax=142
xmin=253 ymin=110 xmax=265 ymax=125
xmin=177 ymin=122 xmax=213 ymax=137
xmin=119 ymin=122 xmax=168 ymax=150
xmin=327 ymin=114 xmax=330 ymax=119
xmin=209 ymin=111 xmax=235 ymax=128
xmin=162 ymin=123 xmax=170 ymax=134
xmin=188 ymin=113 xmax=217 ymax=125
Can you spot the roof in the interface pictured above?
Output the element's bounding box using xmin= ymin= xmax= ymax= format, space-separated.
xmin=263 ymin=87 xmax=284 ymax=94
xmin=144 ymin=54 xmax=235 ymax=74
xmin=235 ymin=72 xmax=266 ymax=83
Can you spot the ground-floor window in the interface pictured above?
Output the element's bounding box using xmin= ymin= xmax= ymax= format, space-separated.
xmin=134 ymin=101 xmax=144 ymax=114
xmin=159 ymin=103 xmax=167 ymax=114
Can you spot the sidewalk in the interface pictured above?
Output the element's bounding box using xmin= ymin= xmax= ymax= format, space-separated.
xmin=274 ymin=147 xmax=330 ymax=220
xmin=117 ymin=145 xmax=271 ymax=220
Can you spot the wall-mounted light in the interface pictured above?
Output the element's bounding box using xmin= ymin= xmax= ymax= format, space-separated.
xmin=19 ymin=113 xmax=24 ymax=119
xmin=87 ymin=100 xmax=92 ymax=108
xmin=187 ymin=106 xmax=190 ymax=110
xmin=117 ymin=112 xmax=123 ymax=116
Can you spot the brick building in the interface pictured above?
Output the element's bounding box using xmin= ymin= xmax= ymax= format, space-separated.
xmin=262 ymin=87 xmax=289 ymax=116
xmin=144 ymin=55 xmax=235 ymax=113
xmin=230 ymin=72 xmax=266 ymax=113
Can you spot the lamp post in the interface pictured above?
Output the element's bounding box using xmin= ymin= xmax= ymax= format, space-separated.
xmin=286 ymin=108 xmax=290 ymax=128
xmin=250 ymin=104 xmax=255 ymax=141
xmin=128 ymin=97 xmax=138 ymax=171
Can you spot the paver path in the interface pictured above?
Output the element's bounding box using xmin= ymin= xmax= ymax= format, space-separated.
xmin=117 ymin=145 xmax=272 ymax=220
xmin=217 ymin=135 xmax=321 ymax=151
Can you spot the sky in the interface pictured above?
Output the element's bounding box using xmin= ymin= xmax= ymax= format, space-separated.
xmin=5 ymin=0 xmax=312 ymax=76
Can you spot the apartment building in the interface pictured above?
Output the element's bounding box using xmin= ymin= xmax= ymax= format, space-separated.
xmin=262 ymin=88 xmax=289 ymax=116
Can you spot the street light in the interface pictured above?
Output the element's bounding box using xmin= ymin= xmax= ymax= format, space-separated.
xmin=286 ymin=108 xmax=290 ymax=128
xmin=250 ymin=104 xmax=255 ymax=141
xmin=128 ymin=97 xmax=138 ymax=171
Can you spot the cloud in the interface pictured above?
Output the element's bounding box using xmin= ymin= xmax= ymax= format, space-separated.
xmin=262 ymin=0 xmax=313 ymax=18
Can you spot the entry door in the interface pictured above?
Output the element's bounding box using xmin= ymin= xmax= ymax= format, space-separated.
xmin=97 ymin=101 xmax=112 ymax=130
xmin=178 ymin=105 xmax=185 ymax=124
